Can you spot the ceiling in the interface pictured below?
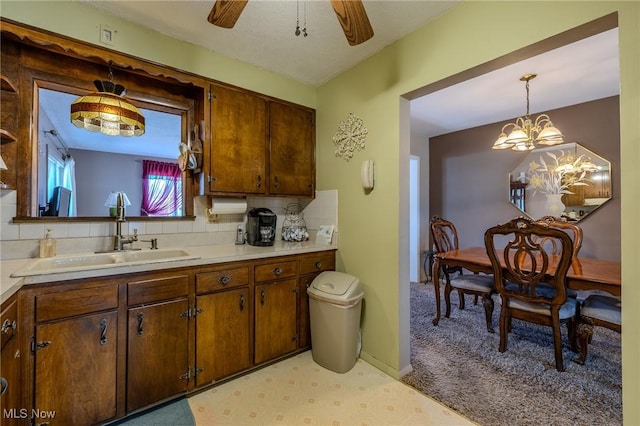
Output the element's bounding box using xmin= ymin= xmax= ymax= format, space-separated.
xmin=40 ymin=1 xmax=619 ymax=157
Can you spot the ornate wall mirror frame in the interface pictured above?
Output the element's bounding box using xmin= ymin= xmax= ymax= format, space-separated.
xmin=509 ymin=142 xmax=612 ymax=222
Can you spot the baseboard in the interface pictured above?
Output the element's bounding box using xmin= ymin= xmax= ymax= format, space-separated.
xmin=359 ymin=351 xmax=411 ymax=380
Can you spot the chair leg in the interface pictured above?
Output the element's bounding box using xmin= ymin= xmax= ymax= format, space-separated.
xmin=473 ymin=294 xmax=479 ymax=305
xmin=567 ymin=317 xmax=578 ymax=352
xmin=481 ymin=294 xmax=495 ymax=333
xmin=458 ymin=289 xmax=466 ymax=310
xmin=444 ymin=281 xmax=453 ymax=318
xmin=499 ymin=308 xmax=508 ymax=353
xmin=574 ymin=318 xmax=594 ymax=365
xmin=551 ymin=317 xmax=565 ymax=372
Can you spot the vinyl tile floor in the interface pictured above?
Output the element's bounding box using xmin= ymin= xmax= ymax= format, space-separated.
xmin=188 ymin=351 xmax=475 ymax=425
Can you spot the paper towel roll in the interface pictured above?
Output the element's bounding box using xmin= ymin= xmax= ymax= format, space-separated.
xmin=208 ymin=198 xmax=247 ymax=215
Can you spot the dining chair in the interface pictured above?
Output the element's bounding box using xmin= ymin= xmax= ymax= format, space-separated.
xmin=484 ymin=216 xmax=577 ymax=372
xmin=430 ymin=215 xmax=495 ymax=333
xmin=575 ymin=294 xmax=621 ymax=365
xmin=535 ymin=215 xmax=582 ymax=300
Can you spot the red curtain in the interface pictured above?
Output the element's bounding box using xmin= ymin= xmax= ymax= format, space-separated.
xmin=141 ymin=160 xmax=182 ymax=216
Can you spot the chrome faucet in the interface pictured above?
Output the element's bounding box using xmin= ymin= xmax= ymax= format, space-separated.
xmin=113 ymin=192 xmax=138 ymax=251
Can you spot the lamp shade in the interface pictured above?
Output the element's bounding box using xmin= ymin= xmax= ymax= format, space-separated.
xmin=71 ymin=80 xmax=145 ymax=137
xmin=104 ymin=191 xmax=131 ymax=207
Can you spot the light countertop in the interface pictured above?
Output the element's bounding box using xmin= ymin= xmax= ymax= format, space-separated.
xmin=1 ymin=240 xmax=337 ymax=304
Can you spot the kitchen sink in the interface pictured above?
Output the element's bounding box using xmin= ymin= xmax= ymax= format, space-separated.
xmin=11 ymin=249 xmax=200 ymax=277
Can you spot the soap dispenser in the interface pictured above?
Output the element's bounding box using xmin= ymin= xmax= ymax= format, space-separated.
xmin=39 ymin=229 xmax=57 ymax=258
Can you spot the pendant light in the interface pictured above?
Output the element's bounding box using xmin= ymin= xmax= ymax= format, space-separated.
xmin=70 ymin=67 xmax=145 ymax=137
xmin=492 ymin=73 xmax=564 ymax=151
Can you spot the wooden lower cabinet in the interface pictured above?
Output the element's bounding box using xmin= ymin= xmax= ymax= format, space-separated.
xmin=1 ymin=296 xmax=22 ymax=426
xmin=254 ymin=279 xmax=298 ymax=364
xmin=195 ymin=288 xmax=251 ymax=385
xmin=126 ymin=275 xmax=190 ymax=412
xmin=16 ymin=250 xmax=335 ymax=425
xmin=34 ymin=311 xmax=118 ymax=426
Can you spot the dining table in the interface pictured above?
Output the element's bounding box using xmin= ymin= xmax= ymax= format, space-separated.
xmin=431 ymin=246 xmax=622 ymax=326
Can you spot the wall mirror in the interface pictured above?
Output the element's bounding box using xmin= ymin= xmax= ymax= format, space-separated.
xmin=37 ymin=86 xmax=186 ymax=219
xmin=509 ymin=142 xmax=611 ymax=222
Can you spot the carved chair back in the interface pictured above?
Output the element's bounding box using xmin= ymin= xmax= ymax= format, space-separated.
xmin=485 ymin=217 xmax=574 ymax=307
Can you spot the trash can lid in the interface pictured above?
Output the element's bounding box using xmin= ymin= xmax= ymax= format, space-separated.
xmin=308 ymin=271 xmax=363 ymax=303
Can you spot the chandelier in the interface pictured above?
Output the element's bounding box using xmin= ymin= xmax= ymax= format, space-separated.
xmin=70 ymin=67 xmax=145 ymax=137
xmin=492 ymin=73 xmax=564 ymax=151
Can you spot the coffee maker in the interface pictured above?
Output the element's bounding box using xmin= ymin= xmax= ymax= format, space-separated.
xmin=246 ymin=208 xmax=277 ymax=246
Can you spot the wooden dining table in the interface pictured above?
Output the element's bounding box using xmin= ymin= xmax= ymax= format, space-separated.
xmin=431 ymin=246 xmax=622 ymax=326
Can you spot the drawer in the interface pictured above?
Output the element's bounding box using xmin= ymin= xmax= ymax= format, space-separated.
xmin=196 ymin=267 xmax=249 ymax=294
xmin=36 ymin=285 xmax=118 ymax=323
xmin=254 ymin=260 xmax=297 ymax=283
xmin=128 ymin=274 xmax=189 ymax=306
xmin=1 ymin=299 xmax=18 ymax=349
xmin=299 ymin=252 xmax=336 ymax=276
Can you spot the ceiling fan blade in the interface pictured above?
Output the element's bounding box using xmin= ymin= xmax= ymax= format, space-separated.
xmin=330 ymin=0 xmax=374 ymax=46
xmin=207 ymin=0 xmax=249 ymax=28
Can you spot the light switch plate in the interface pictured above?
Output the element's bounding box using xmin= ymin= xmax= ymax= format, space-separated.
xmin=100 ymin=25 xmax=115 ymax=45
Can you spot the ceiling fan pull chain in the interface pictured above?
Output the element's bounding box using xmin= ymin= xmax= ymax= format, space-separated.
xmin=295 ymin=0 xmax=301 ymax=36
xmin=302 ymin=0 xmax=308 ymax=37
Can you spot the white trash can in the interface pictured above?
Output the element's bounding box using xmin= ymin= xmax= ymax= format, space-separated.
xmin=307 ymin=271 xmax=364 ymax=373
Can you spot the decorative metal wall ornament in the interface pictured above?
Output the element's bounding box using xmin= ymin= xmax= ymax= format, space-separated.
xmin=333 ymin=113 xmax=368 ymax=161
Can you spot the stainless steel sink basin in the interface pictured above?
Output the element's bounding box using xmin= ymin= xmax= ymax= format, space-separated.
xmin=11 ymin=249 xmax=200 ymax=277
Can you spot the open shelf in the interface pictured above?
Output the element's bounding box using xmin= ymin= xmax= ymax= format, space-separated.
xmin=1 ymin=75 xmax=17 ymax=93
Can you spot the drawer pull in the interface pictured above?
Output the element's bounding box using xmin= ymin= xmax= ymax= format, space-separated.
xmin=100 ymin=318 xmax=108 ymax=345
xmin=260 ymin=289 xmax=265 ymax=306
xmin=217 ymin=275 xmax=231 ymax=286
xmin=257 ymin=174 xmax=262 ymax=189
xmin=314 ymin=261 xmax=323 ymax=269
xmin=137 ymin=313 xmax=144 ymax=336
xmin=1 ymin=319 xmax=16 ymax=334
xmin=273 ymin=267 xmax=283 ymax=276
xmin=240 ymin=294 xmax=245 ymax=311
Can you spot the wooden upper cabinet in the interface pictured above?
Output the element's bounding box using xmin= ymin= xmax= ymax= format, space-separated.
xmin=269 ymin=101 xmax=315 ymax=197
xmin=206 ymin=83 xmax=316 ymax=197
xmin=209 ymin=84 xmax=267 ymax=195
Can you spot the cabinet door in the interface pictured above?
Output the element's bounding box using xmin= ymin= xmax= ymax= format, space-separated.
xmin=195 ymin=288 xmax=250 ymax=385
xmin=269 ymin=101 xmax=315 ymax=197
xmin=0 ymin=336 xmax=21 ymax=426
xmin=209 ymin=84 xmax=267 ymax=194
xmin=34 ymin=311 xmax=117 ymax=426
xmin=127 ymin=299 xmax=189 ymax=412
xmin=254 ymin=279 xmax=298 ymax=364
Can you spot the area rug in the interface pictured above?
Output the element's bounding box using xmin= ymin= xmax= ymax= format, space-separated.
xmin=106 ymin=398 xmax=195 ymax=426
xmin=402 ymin=282 xmax=622 ymax=426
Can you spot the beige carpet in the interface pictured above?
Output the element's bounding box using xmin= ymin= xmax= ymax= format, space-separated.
xmin=189 ymin=351 xmax=474 ymax=425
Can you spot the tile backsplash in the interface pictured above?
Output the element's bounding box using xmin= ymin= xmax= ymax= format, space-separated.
xmin=0 ymin=189 xmax=338 ymax=260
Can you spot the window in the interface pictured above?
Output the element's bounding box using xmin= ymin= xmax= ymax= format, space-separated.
xmin=141 ymin=160 xmax=183 ymax=216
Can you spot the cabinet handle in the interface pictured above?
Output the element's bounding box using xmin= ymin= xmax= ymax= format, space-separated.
xmin=273 ymin=267 xmax=283 ymax=276
xmin=100 ymin=318 xmax=108 ymax=345
xmin=257 ymin=175 xmax=262 ymax=189
xmin=260 ymin=289 xmax=265 ymax=306
xmin=273 ymin=176 xmax=279 ymax=189
xmin=217 ymin=275 xmax=231 ymax=286
xmin=314 ymin=261 xmax=323 ymax=270
xmin=1 ymin=319 xmax=16 ymax=334
xmin=240 ymin=294 xmax=245 ymax=311
xmin=137 ymin=313 xmax=144 ymax=336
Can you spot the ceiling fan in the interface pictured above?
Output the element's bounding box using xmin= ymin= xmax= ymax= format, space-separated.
xmin=207 ymin=0 xmax=374 ymax=46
